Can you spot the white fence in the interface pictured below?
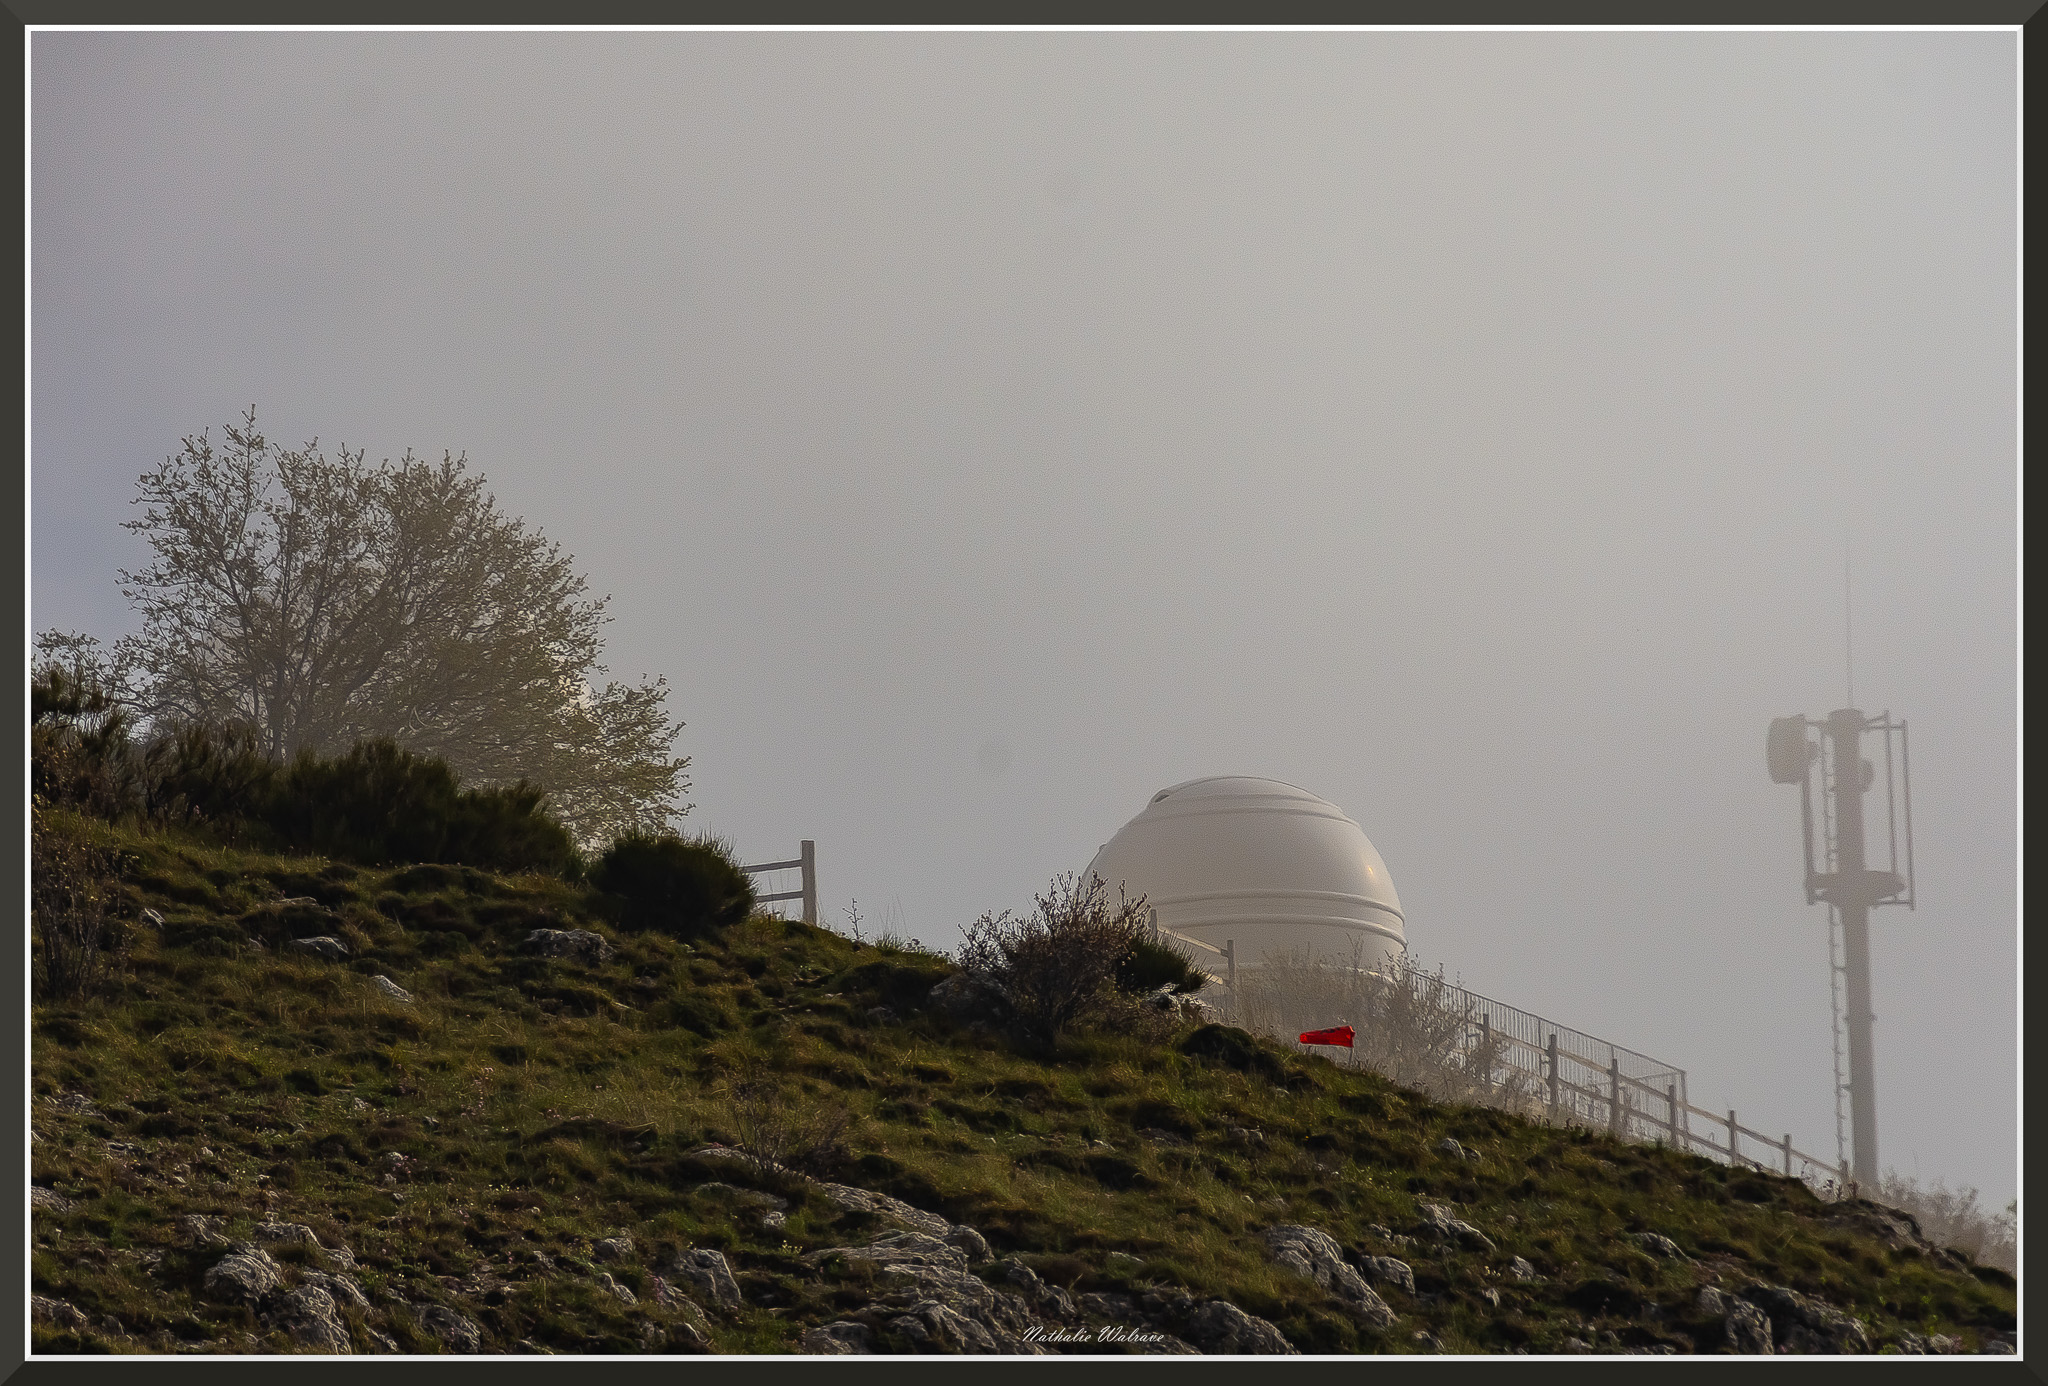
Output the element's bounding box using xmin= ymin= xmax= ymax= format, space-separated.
xmin=741 ymin=839 xmax=816 ymax=926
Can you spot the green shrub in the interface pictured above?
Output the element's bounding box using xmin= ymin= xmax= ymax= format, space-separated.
xmin=1113 ymin=936 xmax=1204 ymax=995
xmin=590 ymin=831 xmax=755 ymax=938
xmin=260 ymin=739 xmax=576 ymax=875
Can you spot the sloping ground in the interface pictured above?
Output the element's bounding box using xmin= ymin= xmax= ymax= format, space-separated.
xmin=29 ymin=821 xmax=2017 ymax=1355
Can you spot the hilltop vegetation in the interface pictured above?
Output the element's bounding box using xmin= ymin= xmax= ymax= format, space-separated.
xmin=28 ymin=808 xmax=2017 ymax=1356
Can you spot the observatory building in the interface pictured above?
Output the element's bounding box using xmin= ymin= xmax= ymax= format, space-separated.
xmin=1083 ymin=776 xmax=1406 ymax=981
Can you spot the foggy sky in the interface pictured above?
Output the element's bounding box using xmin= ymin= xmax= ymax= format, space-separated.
xmin=28 ymin=30 xmax=2018 ymax=1209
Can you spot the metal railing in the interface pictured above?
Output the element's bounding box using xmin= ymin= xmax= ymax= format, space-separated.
xmin=1162 ymin=922 xmax=1848 ymax=1194
xmin=741 ymin=839 xmax=816 ymax=925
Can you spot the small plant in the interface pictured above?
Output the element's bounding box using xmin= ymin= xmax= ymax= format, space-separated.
xmin=590 ymin=830 xmax=755 ymax=939
xmin=959 ymin=873 xmax=1152 ymax=1047
xmin=722 ymin=1065 xmax=854 ymax=1177
xmin=1113 ymin=935 xmax=1204 ymax=996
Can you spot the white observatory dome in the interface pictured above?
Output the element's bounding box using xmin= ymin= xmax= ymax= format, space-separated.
xmin=1083 ymin=776 xmax=1405 ymax=976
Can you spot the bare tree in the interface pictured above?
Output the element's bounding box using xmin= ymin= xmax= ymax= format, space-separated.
xmin=93 ymin=409 xmax=688 ymax=845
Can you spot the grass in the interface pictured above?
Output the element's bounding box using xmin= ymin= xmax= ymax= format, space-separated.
xmin=28 ymin=813 xmax=2018 ymax=1355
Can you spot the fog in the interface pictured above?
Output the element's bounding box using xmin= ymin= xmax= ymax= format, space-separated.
xmin=29 ymin=30 xmax=2017 ymax=1209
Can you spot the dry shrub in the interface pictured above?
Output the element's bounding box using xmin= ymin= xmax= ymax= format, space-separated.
xmin=723 ymin=1066 xmax=855 ymax=1178
xmin=959 ymin=873 xmax=1151 ymax=1047
xmin=1876 ymin=1173 xmax=2017 ymax=1273
xmin=31 ymin=798 xmax=129 ymax=999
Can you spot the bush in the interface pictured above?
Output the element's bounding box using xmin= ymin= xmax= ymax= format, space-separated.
xmin=139 ymin=720 xmax=276 ymax=829
xmin=959 ymin=873 xmax=1151 ymax=1047
xmin=1113 ymin=935 xmax=1204 ymax=995
xmin=591 ymin=831 xmax=755 ymax=938
xmin=31 ymin=666 xmax=142 ymax=818
xmin=31 ymin=798 xmax=129 ymax=999
xmin=261 ymin=738 xmax=577 ymax=875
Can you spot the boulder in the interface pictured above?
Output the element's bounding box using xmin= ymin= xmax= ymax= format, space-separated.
xmin=595 ymin=1271 xmax=637 ymax=1305
xmin=285 ymin=936 xmax=350 ymax=961
xmin=799 ymin=1321 xmax=873 ymax=1354
xmin=412 ymin=1303 xmax=482 ymax=1353
xmin=1358 ymin=1255 xmax=1415 ymax=1293
xmin=205 ymin=1244 xmax=284 ymax=1306
xmin=804 ymin=1230 xmax=969 ymax=1275
xmin=1417 ymin=1202 xmax=1496 ymax=1255
xmin=371 ymin=976 xmax=414 ymax=1003
xmin=302 ymin=1271 xmax=371 ymax=1313
xmin=275 ymin=1284 xmax=352 ymax=1354
xmin=252 ymin=1220 xmax=323 ymax=1248
xmin=523 ymin=928 xmax=616 ymax=965
xmin=1183 ymin=1300 xmax=1297 ymax=1355
xmin=180 ymin=1214 xmax=231 ymax=1248
xmin=31 ymin=1295 xmax=90 ymax=1331
xmin=1723 ymin=1299 xmax=1773 ymax=1354
xmin=592 ymin=1235 xmax=635 ymax=1262
xmin=1434 ymin=1137 xmax=1467 ymax=1160
xmin=1507 ymin=1256 xmax=1539 ymax=1282
xmin=1104 ymin=1251 xmax=1144 ymax=1273
xmin=669 ymin=1248 xmax=742 ymax=1310
xmin=30 ymin=1186 xmax=72 ymax=1213
xmin=944 ymin=1225 xmax=991 ymax=1262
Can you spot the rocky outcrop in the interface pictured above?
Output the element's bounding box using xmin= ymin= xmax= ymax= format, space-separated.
xmin=1263 ymin=1225 xmax=1396 ymax=1328
xmin=1358 ymin=1255 xmax=1415 ymax=1294
xmin=524 ymin=928 xmax=615 ymax=965
xmin=285 ymin=936 xmax=350 ymax=961
xmin=205 ymin=1244 xmax=284 ymax=1306
xmin=799 ymin=1321 xmax=873 ymax=1354
xmin=814 ymin=1180 xmax=955 ymax=1239
xmin=370 ymin=975 xmax=414 ymax=1003
xmin=1183 ymin=1300 xmax=1297 ymax=1354
xmin=275 ymin=1284 xmax=352 ymax=1353
xmin=1723 ymin=1299 xmax=1773 ymax=1354
xmin=1632 ymin=1232 xmax=1688 ymax=1259
xmin=30 ymin=1186 xmax=73 ymax=1212
xmin=31 ymin=1295 xmax=90 ymax=1331
xmin=1417 ymin=1202 xmax=1496 ymax=1255
xmin=410 ymin=1302 xmax=482 ymax=1353
xmin=1737 ymin=1283 xmax=1870 ymax=1355
xmin=668 ymin=1248 xmax=743 ymax=1310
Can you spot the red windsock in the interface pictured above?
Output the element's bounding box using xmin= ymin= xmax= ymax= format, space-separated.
xmin=1298 ymin=1025 xmax=1355 ymax=1048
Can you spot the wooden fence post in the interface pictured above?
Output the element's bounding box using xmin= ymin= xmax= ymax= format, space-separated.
xmin=799 ymin=840 xmax=816 ymax=926
xmin=1225 ymin=940 xmax=1236 ymax=993
xmin=1782 ymin=1133 xmax=1793 ymax=1177
xmin=1546 ymin=1034 xmax=1560 ymax=1119
xmin=1479 ymin=1014 xmax=1492 ymax=1090
xmin=1727 ymin=1110 xmax=1740 ymax=1168
xmin=1667 ymin=1084 xmax=1680 ymax=1150
xmin=1609 ymin=1055 xmax=1623 ymax=1136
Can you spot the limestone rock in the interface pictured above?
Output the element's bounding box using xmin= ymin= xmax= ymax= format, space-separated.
xmin=1738 ymin=1283 xmax=1869 ymax=1355
xmin=180 ymin=1214 xmax=231 ymax=1248
xmin=1183 ymin=1299 xmax=1297 ymax=1355
xmin=205 ymin=1244 xmax=284 ymax=1306
xmin=668 ymin=1248 xmax=742 ymax=1310
xmin=799 ymin=1321 xmax=873 ymax=1354
xmin=371 ymin=975 xmax=414 ymax=1003
xmin=31 ymin=1295 xmax=90 ymax=1331
xmin=804 ymin=1230 xmax=969 ymax=1275
xmin=814 ymin=1180 xmax=953 ymax=1237
xmin=523 ymin=928 xmax=615 ymax=965
xmin=302 ymin=1271 xmax=371 ymax=1313
xmin=286 ymin=936 xmax=350 ymax=961
xmin=30 ymin=1186 xmax=72 ymax=1213
xmin=1417 ymin=1202 xmax=1497 ymax=1255
xmin=943 ymin=1225 xmax=991 ymax=1262
xmin=412 ymin=1303 xmax=483 ymax=1353
xmin=1263 ymin=1224 xmax=1396 ymax=1328
xmin=1507 ymin=1256 xmax=1539 ymax=1282
xmin=1633 ymin=1232 xmax=1688 ymax=1259
xmin=1695 ymin=1286 xmax=1728 ymax=1319
xmin=592 ymin=1235 xmax=635 ymax=1262
xmin=596 ymin=1271 xmax=637 ymax=1305
xmin=1723 ymin=1299 xmax=1773 ymax=1354
xmin=275 ymin=1284 xmax=352 ymax=1354
xmin=1358 ymin=1255 xmax=1415 ymax=1293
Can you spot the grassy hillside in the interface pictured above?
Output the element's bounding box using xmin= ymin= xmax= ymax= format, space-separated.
xmin=29 ymin=814 xmax=2017 ymax=1355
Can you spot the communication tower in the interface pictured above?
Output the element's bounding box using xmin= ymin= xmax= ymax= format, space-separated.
xmin=1764 ymin=708 xmax=1914 ymax=1187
